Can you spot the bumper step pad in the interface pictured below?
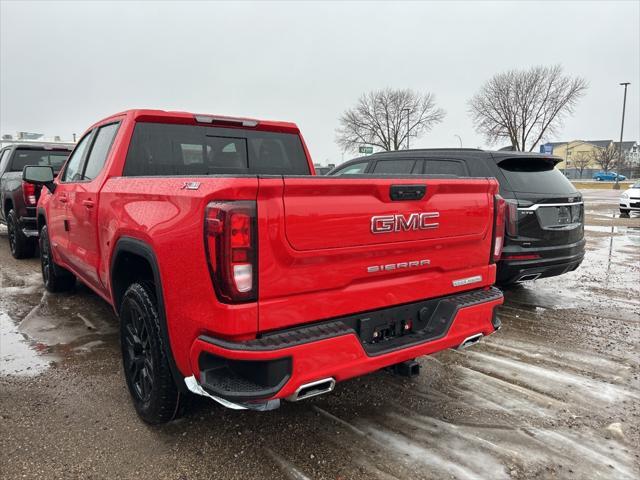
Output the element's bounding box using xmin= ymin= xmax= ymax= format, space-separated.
xmin=200 ymin=287 xmax=503 ymax=356
xmin=196 ymin=287 xmax=502 ymax=402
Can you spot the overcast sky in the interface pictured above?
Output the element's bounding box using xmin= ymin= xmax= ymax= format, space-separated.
xmin=1 ymin=0 xmax=639 ymax=165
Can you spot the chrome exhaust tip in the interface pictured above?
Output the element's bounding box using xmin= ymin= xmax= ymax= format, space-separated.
xmin=457 ymin=333 xmax=483 ymax=350
xmin=518 ymin=273 xmax=541 ymax=282
xmin=286 ymin=378 xmax=335 ymax=402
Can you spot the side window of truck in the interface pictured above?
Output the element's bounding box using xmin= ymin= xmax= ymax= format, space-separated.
xmin=82 ymin=123 xmax=120 ymax=181
xmin=61 ymin=132 xmax=93 ymax=182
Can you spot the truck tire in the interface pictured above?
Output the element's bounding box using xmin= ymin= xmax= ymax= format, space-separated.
xmin=120 ymin=282 xmax=184 ymax=424
xmin=39 ymin=225 xmax=75 ymax=292
xmin=7 ymin=209 xmax=36 ymax=259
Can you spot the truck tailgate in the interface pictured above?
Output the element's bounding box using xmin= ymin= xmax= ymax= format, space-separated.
xmin=257 ymin=177 xmax=499 ymax=332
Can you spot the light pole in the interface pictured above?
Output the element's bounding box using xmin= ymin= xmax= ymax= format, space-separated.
xmin=454 ymin=134 xmax=462 ymax=148
xmin=615 ymin=82 xmax=630 ymax=190
xmin=402 ymin=108 xmax=410 ymax=149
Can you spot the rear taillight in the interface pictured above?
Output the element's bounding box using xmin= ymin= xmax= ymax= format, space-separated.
xmin=22 ymin=181 xmax=37 ymax=206
xmin=505 ymin=199 xmax=518 ymax=237
xmin=204 ymin=201 xmax=257 ymax=303
xmin=492 ymin=195 xmax=506 ymax=263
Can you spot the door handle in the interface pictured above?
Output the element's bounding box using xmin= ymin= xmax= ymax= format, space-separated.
xmin=390 ymin=184 xmax=426 ymax=201
xmin=82 ymin=200 xmax=95 ymax=209
xmin=58 ymin=195 xmax=68 ymax=204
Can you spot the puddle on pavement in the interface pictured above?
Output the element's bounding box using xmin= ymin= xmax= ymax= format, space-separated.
xmin=17 ymin=290 xmax=117 ymax=347
xmin=0 ymin=312 xmax=53 ymax=376
xmin=1 ymin=269 xmax=118 ymax=377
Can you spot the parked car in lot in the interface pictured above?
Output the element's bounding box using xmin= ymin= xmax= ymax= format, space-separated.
xmin=593 ymin=171 xmax=626 ymax=181
xmin=328 ymin=149 xmax=585 ymax=285
xmin=0 ymin=143 xmax=72 ymax=258
xmin=24 ymin=109 xmax=505 ymax=423
xmin=620 ymin=180 xmax=640 ymax=214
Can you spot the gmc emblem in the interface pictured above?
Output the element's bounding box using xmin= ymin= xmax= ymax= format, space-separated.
xmin=371 ymin=212 xmax=440 ymax=234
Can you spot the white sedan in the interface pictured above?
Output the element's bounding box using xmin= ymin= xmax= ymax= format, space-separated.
xmin=620 ymin=181 xmax=640 ymax=214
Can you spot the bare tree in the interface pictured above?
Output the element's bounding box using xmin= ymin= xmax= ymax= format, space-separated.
xmin=336 ymin=88 xmax=445 ymax=152
xmin=469 ymin=65 xmax=588 ymax=152
xmin=590 ymin=144 xmax=618 ymax=172
xmin=571 ymin=152 xmax=591 ymax=179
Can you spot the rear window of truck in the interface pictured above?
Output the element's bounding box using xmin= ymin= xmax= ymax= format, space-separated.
xmin=497 ymin=157 xmax=576 ymax=194
xmin=10 ymin=149 xmax=70 ymax=173
xmin=123 ymin=122 xmax=310 ymax=176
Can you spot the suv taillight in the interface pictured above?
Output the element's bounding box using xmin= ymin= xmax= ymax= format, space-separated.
xmin=22 ymin=181 xmax=37 ymax=206
xmin=492 ymin=195 xmax=506 ymax=263
xmin=505 ymin=199 xmax=518 ymax=237
xmin=205 ymin=201 xmax=257 ymax=303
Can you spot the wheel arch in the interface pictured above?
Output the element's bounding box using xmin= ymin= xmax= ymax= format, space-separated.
xmin=37 ymin=207 xmax=47 ymax=232
xmin=110 ymin=236 xmax=186 ymax=391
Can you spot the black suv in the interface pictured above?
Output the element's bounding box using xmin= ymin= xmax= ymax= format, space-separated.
xmin=0 ymin=143 xmax=72 ymax=258
xmin=328 ymin=149 xmax=585 ymax=285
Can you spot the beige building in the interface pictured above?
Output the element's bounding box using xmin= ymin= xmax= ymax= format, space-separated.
xmin=545 ymin=140 xmax=611 ymax=170
xmin=543 ymin=139 xmax=639 ymax=173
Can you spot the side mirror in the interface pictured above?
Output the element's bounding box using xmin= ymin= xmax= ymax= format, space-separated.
xmin=23 ymin=165 xmax=56 ymax=193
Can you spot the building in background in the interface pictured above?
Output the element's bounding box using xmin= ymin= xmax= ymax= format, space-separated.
xmin=616 ymin=141 xmax=640 ymax=165
xmin=540 ymin=139 xmax=639 ymax=179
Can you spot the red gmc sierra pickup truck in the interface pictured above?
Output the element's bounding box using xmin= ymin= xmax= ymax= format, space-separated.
xmin=24 ymin=109 xmax=505 ymax=424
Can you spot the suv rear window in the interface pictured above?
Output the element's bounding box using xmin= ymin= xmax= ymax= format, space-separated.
xmin=123 ymin=123 xmax=310 ymax=176
xmin=497 ymin=157 xmax=576 ymax=194
xmin=10 ymin=149 xmax=70 ymax=173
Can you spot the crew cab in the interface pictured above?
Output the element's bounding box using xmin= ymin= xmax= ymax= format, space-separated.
xmin=0 ymin=143 xmax=72 ymax=258
xmin=329 ymin=149 xmax=585 ymax=285
xmin=24 ymin=110 xmax=504 ymax=424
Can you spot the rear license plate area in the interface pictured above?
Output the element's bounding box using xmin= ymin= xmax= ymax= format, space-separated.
xmin=536 ymin=204 xmax=583 ymax=228
xmin=358 ymin=303 xmax=441 ymax=344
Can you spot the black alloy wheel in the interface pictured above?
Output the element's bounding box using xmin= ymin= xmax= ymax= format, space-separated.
xmin=122 ymin=299 xmax=155 ymax=403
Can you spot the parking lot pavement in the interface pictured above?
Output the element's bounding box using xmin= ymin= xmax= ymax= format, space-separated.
xmin=1 ymin=189 xmax=638 ymax=480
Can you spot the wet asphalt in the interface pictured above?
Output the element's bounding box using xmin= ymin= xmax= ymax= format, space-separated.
xmin=0 ymin=189 xmax=639 ymax=480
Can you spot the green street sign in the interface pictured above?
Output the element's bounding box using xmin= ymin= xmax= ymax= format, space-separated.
xmin=359 ymin=146 xmax=373 ymax=154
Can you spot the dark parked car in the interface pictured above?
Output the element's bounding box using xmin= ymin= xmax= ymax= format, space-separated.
xmin=0 ymin=143 xmax=73 ymax=258
xmin=328 ymin=149 xmax=585 ymax=285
